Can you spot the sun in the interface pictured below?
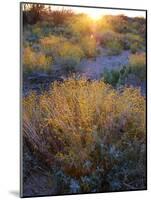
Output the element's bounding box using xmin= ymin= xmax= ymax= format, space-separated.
xmin=86 ymin=9 xmax=103 ymax=20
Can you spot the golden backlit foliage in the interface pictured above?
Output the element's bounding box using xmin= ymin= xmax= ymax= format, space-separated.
xmin=58 ymin=42 xmax=84 ymax=61
xmin=129 ymin=52 xmax=146 ymax=80
xmin=23 ymin=78 xmax=145 ymax=177
xmin=23 ymin=11 xmax=146 ymax=75
xmin=97 ymin=15 xmax=129 ymax=33
xmin=40 ymin=35 xmax=64 ymax=51
xmin=23 ymin=47 xmax=52 ymax=73
xmin=67 ymin=14 xmax=93 ymax=37
xmin=129 ymin=52 xmax=146 ymax=66
xmin=80 ymin=36 xmax=97 ymax=58
xmin=40 ymin=35 xmax=84 ymax=61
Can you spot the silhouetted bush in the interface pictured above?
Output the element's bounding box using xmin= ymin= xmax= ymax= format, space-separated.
xmin=23 ymin=4 xmax=45 ymax=25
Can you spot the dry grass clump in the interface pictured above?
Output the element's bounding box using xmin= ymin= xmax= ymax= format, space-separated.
xmin=129 ymin=52 xmax=146 ymax=81
xmin=68 ymin=14 xmax=93 ymax=37
xmin=40 ymin=35 xmax=65 ymax=53
xmin=40 ymin=35 xmax=84 ymax=61
xmin=23 ymin=47 xmax=52 ymax=73
xmin=58 ymin=42 xmax=84 ymax=62
xmin=129 ymin=52 xmax=145 ymax=67
xmin=40 ymin=35 xmax=84 ymax=72
xmin=80 ymin=36 xmax=97 ymax=58
xmin=23 ymin=78 xmax=145 ymax=178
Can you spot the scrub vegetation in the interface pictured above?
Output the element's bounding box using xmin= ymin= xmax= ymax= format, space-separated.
xmin=22 ymin=3 xmax=146 ymax=197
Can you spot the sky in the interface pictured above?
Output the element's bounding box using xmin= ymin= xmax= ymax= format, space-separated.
xmin=49 ymin=5 xmax=146 ymax=20
xmin=22 ymin=3 xmax=146 ymax=20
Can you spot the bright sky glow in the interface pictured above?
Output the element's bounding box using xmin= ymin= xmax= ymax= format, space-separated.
xmin=22 ymin=3 xmax=146 ymax=20
xmin=50 ymin=5 xmax=146 ymax=20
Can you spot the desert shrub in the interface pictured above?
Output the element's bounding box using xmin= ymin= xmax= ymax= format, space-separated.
xmin=40 ymin=35 xmax=64 ymax=47
xmin=80 ymin=36 xmax=97 ymax=58
xmin=131 ymin=17 xmax=146 ymax=38
xmin=129 ymin=53 xmax=146 ymax=81
xmin=96 ymin=30 xmax=117 ymax=46
xmin=56 ymin=58 xmax=79 ymax=73
xmin=67 ymin=14 xmax=93 ymax=38
xmin=23 ymin=47 xmax=52 ymax=74
xmin=58 ymin=42 xmax=84 ymax=72
xmin=23 ymin=4 xmax=45 ymax=25
xmin=97 ymin=15 xmax=146 ymax=36
xmin=96 ymin=31 xmax=124 ymax=53
xmin=23 ymin=78 xmax=146 ymax=189
xmin=106 ymin=40 xmax=123 ymax=55
xmin=97 ymin=15 xmax=129 ymax=33
xmin=40 ymin=35 xmax=65 ymax=56
xmin=49 ymin=25 xmax=71 ymax=38
xmin=40 ymin=35 xmax=84 ymax=73
xmin=96 ymin=18 xmax=145 ymax=52
xmin=103 ymin=65 xmax=132 ymax=87
xmin=103 ymin=53 xmax=146 ymax=87
xmin=50 ymin=9 xmax=74 ymax=26
xmin=23 ymin=3 xmax=74 ymax=26
xmin=103 ymin=69 xmax=120 ymax=86
xmin=125 ymin=33 xmax=144 ymax=53
xmin=31 ymin=24 xmax=43 ymax=38
xmin=40 ymin=35 xmax=84 ymax=60
xmin=58 ymin=42 xmax=84 ymax=61
xmin=130 ymin=42 xmax=140 ymax=54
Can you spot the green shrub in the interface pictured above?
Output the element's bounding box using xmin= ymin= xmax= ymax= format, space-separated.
xmin=130 ymin=42 xmax=139 ymax=54
xmin=106 ymin=40 xmax=123 ymax=55
xmin=103 ymin=69 xmax=120 ymax=86
xmin=125 ymin=33 xmax=144 ymax=53
xmin=103 ymin=52 xmax=146 ymax=87
xmin=97 ymin=30 xmax=144 ymax=53
xmin=96 ymin=31 xmax=123 ymax=55
xmin=103 ymin=65 xmax=132 ymax=87
xmin=32 ymin=24 xmax=42 ymax=38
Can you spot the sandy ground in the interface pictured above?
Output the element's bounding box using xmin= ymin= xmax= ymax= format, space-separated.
xmin=78 ymin=50 xmax=130 ymax=79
